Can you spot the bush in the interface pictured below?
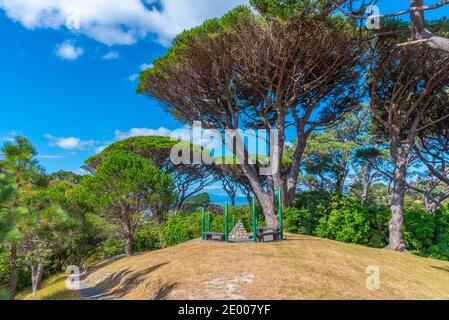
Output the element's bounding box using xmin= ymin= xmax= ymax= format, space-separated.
xmin=162 ymin=212 xmax=202 ymax=246
xmin=403 ymin=208 xmax=436 ymax=254
xmin=100 ymin=237 xmax=125 ymax=257
xmin=315 ymin=197 xmax=370 ymax=244
xmin=0 ymin=288 xmax=11 ymax=300
xmin=0 ymin=251 xmax=32 ymax=293
xmin=366 ymin=208 xmax=390 ymax=248
xmin=292 ymin=191 xmax=333 ymax=234
xmin=428 ymin=232 xmax=449 ymax=261
xmin=284 ymin=207 xmax=312 ymax=234
xmin=133 ymin=220 xmax=163 ymax=252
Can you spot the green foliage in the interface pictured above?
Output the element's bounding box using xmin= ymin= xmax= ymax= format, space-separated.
xmin=284 ymin=207 xmax=310 ymax=234
xmin=100 ymin=237 xmax=125 ymax=258
xmin=0 ymin=287 xmax=11 ymax=300
xmin=182 ymin=193 xmax=211 ymax=214
xmin=84 ymin=150 xmax=174 ymax=226
xmin=403 ymin=209 xmax=436 ymax=253
xmin=288 ymin=192 xmax=373 ymax=245
xmin=133 ymin=220 xmax=163 ymax=252
xmin=85 ymin=135 xmax=180 ymax=169
xmin=315 ymin=198 xmax=370 ymax=244
xmin=162 ymin=212 xmax=202 ymax=246
xmin=290 ymin=191 xmax=333 ymax=234
xmin=138 ymin=5 xmax=255 ymax=93
xmin=250 ymin=0 xmax=329 ymax=20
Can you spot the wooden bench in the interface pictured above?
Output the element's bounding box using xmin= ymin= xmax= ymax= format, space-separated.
xmin=204 ymin=232 xmax=225 ymax=242
xmin=257 ymin=227 xmax=281 ymax=242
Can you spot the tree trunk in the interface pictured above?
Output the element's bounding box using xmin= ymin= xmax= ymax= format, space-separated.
xmin=424 ymin=195 xmax=437 ymax=214
xmin=389 ymin=154 xmax=407 ymax=251
xmin=9 ymin=246 xmax=18 ymax=298
xmin=124 ymin=233 xmax=133 ymax=257
xmin=361 ymin=166 xmax=371 ymax=205
xmin=258 ymin=193 xmax=279 ymax=228
xmin=31 ymin=258 xmax=45 ymax=295
xmin=241 ymin=164 xmax=279 ymax=229
xmin=125 ymin=233 xmax=133 ymax=257
xmin=409 ymin=0 xmax=449 ymax=52
xmin=285 ymin=131 xmax=308 ymax=207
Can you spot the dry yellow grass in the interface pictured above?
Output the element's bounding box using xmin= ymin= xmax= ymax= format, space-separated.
xmin=84 ymin=234 xmax=449 ymax=300
xmin=18 ymin=273 xmax=81 ymax=300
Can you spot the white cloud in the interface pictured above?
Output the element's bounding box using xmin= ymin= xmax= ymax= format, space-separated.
xmin=139 ymin=63 xmax=153 ymax=71
xmin=127 ymin=74 xmax=139 ymax=82
xmin=55 ymin=40 xmax=84 ymax=60
xmin=45 ymin=134 xmax=97 ymax=150
xmin=37 ymin=154 xmax=66 ymax=159
xmin=0 ymin=0 xmax=249 ymax=46
xmin=102 ymin=50 xmax=120 ymax=60
xmin=114 ymin=127 xmax=174 ymax=140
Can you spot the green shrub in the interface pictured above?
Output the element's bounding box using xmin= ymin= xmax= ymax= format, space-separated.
xmin=133 ymin=220 xmax=163 ymax=252
xmin=0 ymin=287 xmax=11 ymax=300
xmin=162 ymin=212 xmax=202 ymax=246
xmin=403 ymin=209 xmax=436 ymax=254
xmin=315 ymin=197 xmax=370 ymax=244
xmin=284 ymin=207 xmax=312 ymax=234
xmin=428 ymin=232 xmax=449 ymax=261
xmin=100 ymin=237 xmax=125 ymax=257
xmin=292 ymin=191 xmax=333 ymax=234
xmin=0 ymin=251 xmax=32 ymax=293
xmin=366 ymin=208 xmax=390 ymax=248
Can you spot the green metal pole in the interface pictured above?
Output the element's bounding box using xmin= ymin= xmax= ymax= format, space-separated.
xmin=208 ymin=212 xmax=211 ymax=232
xmin=252 ymin=195 xmax=257 ymax=243
xmin=278 ymin=187 xmax=284 ymax=240
xmin=232 ymin=214 xmax=235 ymax=229
xmin=202 ymin=208 xmax=205 ymax=240
xmin=224 ymin=203 xmax=229 ymax=242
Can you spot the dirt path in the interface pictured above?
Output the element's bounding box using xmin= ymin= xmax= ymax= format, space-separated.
xmin=78 ymin=282 xmax=115 ymax=300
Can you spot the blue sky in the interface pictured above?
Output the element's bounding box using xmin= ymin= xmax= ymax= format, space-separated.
xmin=0 ymin=0 xmax=448 ymax=180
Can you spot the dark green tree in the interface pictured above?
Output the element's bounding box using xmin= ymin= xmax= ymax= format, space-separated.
xmin=83 ymin=151 xmax=174 ymax=256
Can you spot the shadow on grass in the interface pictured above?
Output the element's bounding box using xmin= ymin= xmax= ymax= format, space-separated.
xmin=431 ymin=265 xmax=449 ymax=274
xmin=90 ymin=262 xmax=173 ymax=299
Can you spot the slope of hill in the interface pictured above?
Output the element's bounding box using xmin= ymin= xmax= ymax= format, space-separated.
xmin=83 ymin=234 xmax=449 ymax=300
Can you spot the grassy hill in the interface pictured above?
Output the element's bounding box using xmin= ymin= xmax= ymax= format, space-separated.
xmin=80 ymin=234 xmax=449 ymax=300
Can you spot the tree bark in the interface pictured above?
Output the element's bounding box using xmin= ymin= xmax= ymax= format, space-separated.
xmin=361 ymin=165 xmax=372 ymax=205
xmin=389 ymin=150 xmax=407 ymax=251
xmin=424 ymin=194 xmax=437 ymax=213
xmin=31 ymin=258 xmax=45 ymax=295
xmin=9 ymin=245 xmax=18 ymax=298
xmin=335 ymin=161 xmax=348 ymax=195
xmin=241 ymin=164 xmax=279 ymax=229
xmin=124 ymin=235 xmax=133 ymax=257
xmin=410 ymin=0 xmax=449 ymax=52
xmin=285 ymin=136 xmax=308 ymax=207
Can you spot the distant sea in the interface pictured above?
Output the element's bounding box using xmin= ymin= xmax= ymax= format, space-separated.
xmin=209 ymin=194 xmax=250 ymax=207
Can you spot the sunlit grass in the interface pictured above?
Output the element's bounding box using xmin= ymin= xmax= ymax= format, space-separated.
xmin=18 ymin=273 xmax=81 ymax=300
xmin=84 ymin=234 xmax=449 ymax=300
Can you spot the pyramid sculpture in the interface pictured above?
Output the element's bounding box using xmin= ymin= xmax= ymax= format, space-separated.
xmin=229 ymin=220 xmax=249 ymax=241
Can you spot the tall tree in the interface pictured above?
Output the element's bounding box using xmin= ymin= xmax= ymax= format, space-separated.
xmin=138 ymin=5 xmax=364 ymax=227
xmin=19 ymin=187 xmax=78 ymax=295
xmin=370 ymin=42 xmax=449 ymax=250
xmin=83 ymin=151 xmax=173 ymax=256
xmin=86 ymin=136 xmax=215 ymax=219
xmin=0 ymin=136 xmax=41 ymax=297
